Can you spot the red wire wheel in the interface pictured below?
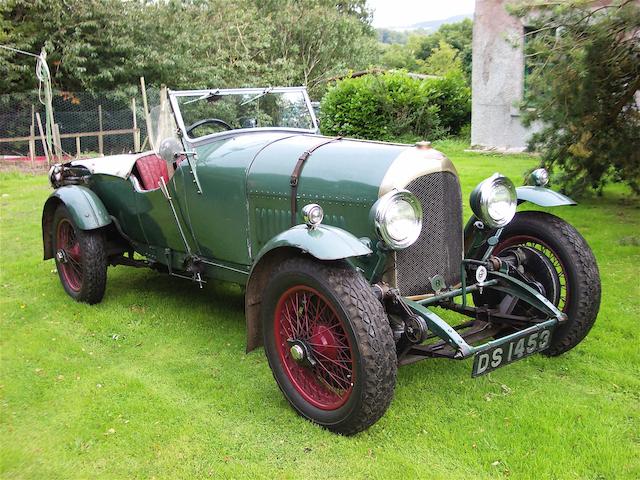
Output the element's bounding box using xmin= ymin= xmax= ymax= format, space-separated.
xmin=56 ymin=218 xmax=83 ymax=292
xmin=262 ymin=258 xmax=397 ymax=434
xmin=51 ymin=204 xmax=107 ymax=304
xmin=274 ymin=286 xmax=355 ymax=410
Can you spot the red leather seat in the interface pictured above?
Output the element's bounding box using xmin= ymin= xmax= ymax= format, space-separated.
xmin=133 ymin=154 xmax=169 ymax=191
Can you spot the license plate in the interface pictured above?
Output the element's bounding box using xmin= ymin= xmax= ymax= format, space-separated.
xmin=472 ymin=325 xmax=555 ymax=377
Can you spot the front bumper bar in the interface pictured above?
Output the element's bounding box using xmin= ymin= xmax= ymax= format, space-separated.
xmin=397 ymin=268 xmax=567 ymax=365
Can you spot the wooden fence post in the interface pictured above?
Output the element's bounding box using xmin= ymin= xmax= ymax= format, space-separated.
xmin=131 ymin=97 xmax=140 ymax=152
xmin=98 ymin=104 xmax=104 ymax=156
xmin=76 ymin=136 xmax=81 ymax=158
xmin=140 ymin=76 xmax=153 ymax=148
xmin=35 ymin=112 xmax=51 ymax=166
xmin=29 ymin=105 xmax=36 ymax=167
xmin=53 ymin=123 xmax=63 ymax=162
xmin=29 ymin=125 xmax=36 ymax=167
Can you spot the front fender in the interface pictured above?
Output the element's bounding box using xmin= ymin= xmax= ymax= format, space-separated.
xmin=42 ymin=185 xmax=111 ymax=259
xmin=465 ymin=186 xmax=576 ymax=257
xmin=244 ymin=224 xmax=372 ymax=352
xmin=254 ymin=224 xmax=372 ymax=266
xmin=516 ymin=186 xmax=576 ymax=207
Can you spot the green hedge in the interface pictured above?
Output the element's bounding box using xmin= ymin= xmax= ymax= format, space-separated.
xmin=319 ymin=71 xmax=470 ymax=142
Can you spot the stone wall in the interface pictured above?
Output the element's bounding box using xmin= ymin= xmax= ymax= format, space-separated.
xmin=471 ymin=0 xmax=539 ymax=151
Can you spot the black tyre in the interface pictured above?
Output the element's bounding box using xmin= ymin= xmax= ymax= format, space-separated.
xmin=261 ymin=257 xmax=397 ymax=435
xmin=478 ymin=211 xmax=601 ymax=356
xmin=53 ymin=204 xmax=108 ymax=304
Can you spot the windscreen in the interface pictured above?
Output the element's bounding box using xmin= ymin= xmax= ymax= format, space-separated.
xmin=176 ymin=90 xmax=315 ymax=138
xmin=149 ymin=102 xmax=178 ymax=154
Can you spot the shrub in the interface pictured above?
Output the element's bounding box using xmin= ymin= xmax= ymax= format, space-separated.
xmin=319 ymin=71 xmax=470 ymax=142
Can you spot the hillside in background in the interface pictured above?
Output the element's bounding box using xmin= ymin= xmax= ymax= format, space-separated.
xmin=408 ymin=14 xmax=473 ymax=31
xmin=377 ymin=13 xmax=473 ymax=44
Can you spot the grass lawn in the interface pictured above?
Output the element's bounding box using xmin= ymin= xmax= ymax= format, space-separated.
xmin=1 ymin=141 xmax=639 ymax=479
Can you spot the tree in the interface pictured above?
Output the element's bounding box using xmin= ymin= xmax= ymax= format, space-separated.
xmin=255 ymin=0 xmax=378 ymax=94
xmin=413 ymin=19 xmax=473 ymax=80
xmin=512 ymin=0 xmax=640 ymax=195
xmin=379 ymin=43 xmax=419 ymax=71
xmin=421 ymin=40 xmax=462 ymax=76
xmin=376 ymin=19 xmax=473 ymax=82
xmin=0 ymin=0 xmax=376 ymax=95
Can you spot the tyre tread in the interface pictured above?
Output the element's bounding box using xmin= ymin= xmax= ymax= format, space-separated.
xmin=53 ymin=205 xmax=107 ymax=304
xmin=265 ymin=257 xmax=397 ymax=435
xmin=502 ymin=211 xmax=601 ymax=356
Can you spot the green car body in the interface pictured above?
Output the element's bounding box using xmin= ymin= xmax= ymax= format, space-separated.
xmin=42 ymin=86 xmax=598 ymax=435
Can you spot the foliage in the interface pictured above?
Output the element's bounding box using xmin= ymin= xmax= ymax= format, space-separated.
xmin=376 ymin=27 xmax=431 ymax=44
xmin=416 ymin=18 xmax=473 ymax=77
xmin=377 ymin=19 xmax=473 ymax=82
xmin=0 ymin=0 xmax=377 ymax=96
xmin=511 ymin=0 xmax=640 ymax=195
xmin=2 ymin=147 xmax=639 ymax=478
xmin=422 ymin=72 xmax=472 ymax=134
xmin=319 ymin=71 xmax=470 ymax=141
xmin=379 ymin=44 xmax=419 ymax=71
xmin=422 ymin=40 xmax=463 ymax=76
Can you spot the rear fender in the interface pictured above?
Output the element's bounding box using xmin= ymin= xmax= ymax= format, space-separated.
xmin=42 ymin=185 xmax=111 ymax=259
xmin=244 ymin=224 xmax=372 ymax=352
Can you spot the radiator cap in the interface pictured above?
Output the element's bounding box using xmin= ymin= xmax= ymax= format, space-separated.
xmin=415 ymin=141 xmax=432 ymax=150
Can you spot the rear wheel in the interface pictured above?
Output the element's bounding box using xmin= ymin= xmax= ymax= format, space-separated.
xmin=262 ymin=257 xmax=396 ymax=435
xmin=53 ymin=205 xmax=107 ymax=304
xmin=476 ymin=211 xmax=601 ymax=356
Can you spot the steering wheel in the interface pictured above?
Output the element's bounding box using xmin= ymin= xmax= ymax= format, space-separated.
xmin=186 ymin=118 xmax=233 ymax=136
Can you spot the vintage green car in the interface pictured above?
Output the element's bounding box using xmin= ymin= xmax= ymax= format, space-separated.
xmin=42 ymin=86 xmax=601 ymax=434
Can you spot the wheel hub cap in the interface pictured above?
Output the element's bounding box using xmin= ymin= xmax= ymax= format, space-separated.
xmin=56 ymin=249 xmax=68 ymax=263
xmin=290 ymin=344 xmax=304 ymax=361
xmin=287 ymin=339 xmax=316 ymax=367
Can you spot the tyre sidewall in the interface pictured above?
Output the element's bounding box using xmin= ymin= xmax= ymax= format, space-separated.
xmin=493 ymin=211 xmax=600 ymax=352
xmin=262 ymin=262 xmax=364 ymax=428
xmin=52 ymin=204 xmax=107 ymax=303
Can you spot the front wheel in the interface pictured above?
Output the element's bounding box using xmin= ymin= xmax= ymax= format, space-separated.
xmin=477 ymin=211 xmax=601 ymax=356
xmin=261 ymin=257 xmax=397 ymax=435
xmin=53 ymin=205 xmax=108 ymax=304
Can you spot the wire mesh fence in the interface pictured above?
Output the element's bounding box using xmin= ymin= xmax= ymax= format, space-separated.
xmin=0 ymin=88 xmax=161 ymax=162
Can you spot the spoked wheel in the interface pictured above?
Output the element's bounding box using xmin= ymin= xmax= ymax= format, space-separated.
xmin=262 ymin=257 xmax=396 ymax=435
xmin=475 ymin=211 xmax=601 ymax=356
xmin=56 ymin=218 xmax=83 ymax=292
xmin=493 ymin=237 xmax=567 ymax=315
xmin=53 ymin=205 xmax=108 ymax=304
xmin=275 ymin=286 xmax=355 ymax=410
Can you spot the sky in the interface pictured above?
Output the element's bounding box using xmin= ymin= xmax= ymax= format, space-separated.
xmin=368 ymin=0 xmax=475 ymax=28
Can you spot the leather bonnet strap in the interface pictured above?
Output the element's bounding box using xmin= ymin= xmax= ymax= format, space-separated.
xmin=289 ymin=137 xmax=342 ymax=226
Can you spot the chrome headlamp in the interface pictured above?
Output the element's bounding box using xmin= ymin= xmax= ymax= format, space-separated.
xmin=373 ymin=189 xmax=423 ymax=250
xmin=470 ymin=174 xmax=517 ymax=228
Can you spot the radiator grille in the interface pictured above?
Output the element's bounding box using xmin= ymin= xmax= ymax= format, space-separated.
xmin=396 ymin=172 xmax=463 ymax=295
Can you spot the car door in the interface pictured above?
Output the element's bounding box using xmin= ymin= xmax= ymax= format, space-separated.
xmin=180 ymin=134 xmax=272 ymax=266
xmin=132 ymin=164 xmax=194 ymax=254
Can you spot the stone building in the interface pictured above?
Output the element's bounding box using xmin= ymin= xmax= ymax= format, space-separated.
xmin=471 ymin=0 xmax=637 ymax=151
xmin=471 ymin=0 xmax=536 ymax=151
